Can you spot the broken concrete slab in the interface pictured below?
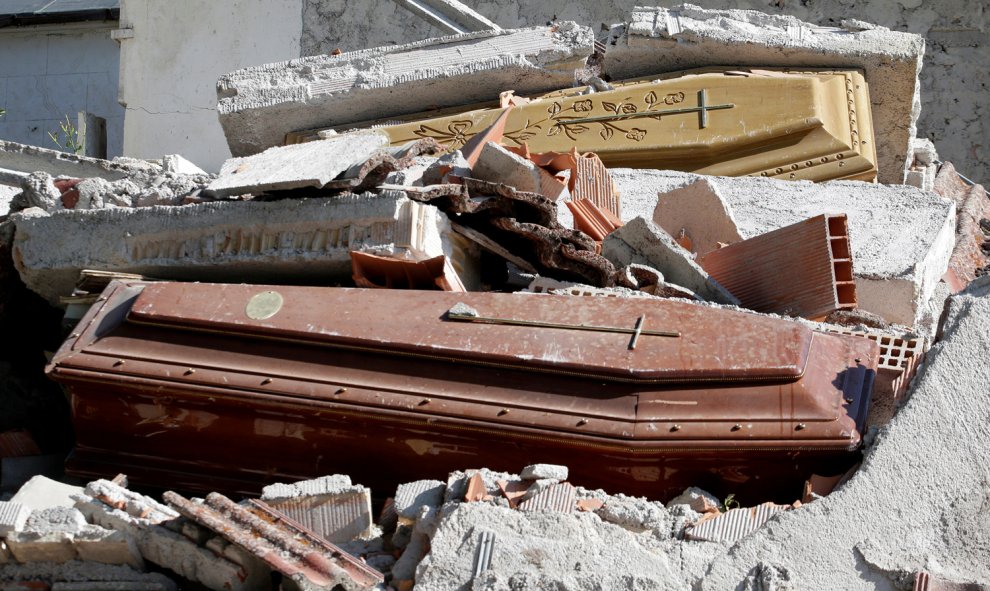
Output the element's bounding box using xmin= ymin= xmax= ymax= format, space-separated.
xmin=698 ymin=278 xmax=990 ymax=589
xmin=10 ymin=477 xmax=84 ymax=513
xmin=217 ymin=23 xmax=595 ymax=156
xmin=604 ymin=4 xmax=925 ymax=184
xmin=602 ymin=217 xmax=739 ymax=305
xmin=612 ymin=169 xmax=956 ymax=327
xmin=0 ymin=140 xmax=160 ymax=182
xmin=11 ymin=191 xmax=451 ymax=305
xmin=206 ymin=131 xmax=389 ymax=198
xmin=653 ymin=178 xmax=741 ymax=258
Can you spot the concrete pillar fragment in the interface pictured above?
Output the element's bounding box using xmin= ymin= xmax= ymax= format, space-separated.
xmin=11 ymin=191 xmax=453 ymax=305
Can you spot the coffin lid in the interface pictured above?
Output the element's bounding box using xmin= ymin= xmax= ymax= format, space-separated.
xmin=106 ymin=282 xmax=812 ymax=384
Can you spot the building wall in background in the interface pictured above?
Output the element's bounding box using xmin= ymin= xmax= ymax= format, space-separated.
xmin=0 ymin=22 xmax=123 ymax=157
xmin=117 ymin=0 xmax=302 ymax=172
xmin=302 ymin=0 xmax=989 ymax=184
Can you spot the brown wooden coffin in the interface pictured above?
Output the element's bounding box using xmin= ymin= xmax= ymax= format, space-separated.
xmin=49 ymin=281 xmax=878 ymax=503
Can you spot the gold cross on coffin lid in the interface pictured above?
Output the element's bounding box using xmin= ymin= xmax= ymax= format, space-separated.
xmin=289 ymin=67 xmax=878 ymax=183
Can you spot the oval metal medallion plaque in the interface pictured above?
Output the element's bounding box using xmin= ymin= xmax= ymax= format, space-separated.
xmin=245 ymin=291 xmax=284 ymax=320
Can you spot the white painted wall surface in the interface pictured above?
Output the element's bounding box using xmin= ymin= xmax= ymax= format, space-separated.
xmin=117 ymin=0 xmax=302 ymax=172
xmin=0 ymin=22 xmax=124 ymax=158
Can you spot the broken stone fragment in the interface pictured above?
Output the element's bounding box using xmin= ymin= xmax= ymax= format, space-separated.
xmin=520 ymin=463 xmax=568 ymax=481
xmin=602 ymin=216 xmax=739 ymax=305
xmin=0 ymin=501 xmax=31 ymax=535
xmin=206 ymin=130 xmax=389 ymax=198
xmin=393 ymin=479 xmax=445 ymax=522
xmin=666 ymin=487 xmax=721 ymax=514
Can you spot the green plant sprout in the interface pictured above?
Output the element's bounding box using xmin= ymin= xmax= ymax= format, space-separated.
xmin=48 ymin=114 xmax=82 ymax=154
xmin=721 ymin=493 xmax=740 ymax=511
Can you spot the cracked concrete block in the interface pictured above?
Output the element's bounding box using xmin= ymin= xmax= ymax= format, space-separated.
xmin=161 ymin=154 xmax=207 ymax=176
xmin=602 ymin=216 xmax=739 ymax=305
xmin=0 ymin=501 xmax=31 ymax=535
xmin=218 ymin=23 xmax=595 ymax=156
xmin=415 ymin=502 xmax=687 ymax=591
xmin=10 ymin=477 xmax=84 ymax=512
xmin=11 ymin=191 xmax=451 ymax=305
xmin=206 ymin=131 xmax=389 ymax=198
xmin=613 ymin=169 xmax=957 ymax=327
xmin=73 ymin=529 xmax=144 ymax=570
xmin=698 ymin=278 xmax=990 ymax=589
xmin=604 ymin=5 xmax=925 ymax=184
xmin=653 ymin=178 xmax=741 ymax=258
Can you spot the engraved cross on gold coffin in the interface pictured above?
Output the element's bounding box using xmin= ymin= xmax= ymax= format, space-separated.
xmin=289 ymin=68 xmax=878 ymax=183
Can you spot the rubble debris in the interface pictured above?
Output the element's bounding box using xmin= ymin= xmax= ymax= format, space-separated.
xmin=457 ymin=110 xmax=514 ymax=171
xmin=73 ymin=479 xmax=270 ymax=591
xmin=602 ymin=216 xmax=739 ymax=304
xmin=699 ymin=278 xmax=990 ymax=589
xmin=667 ymin=487 xmax=721 ymax=515
xmin=569 ymin=152 xmax=620 ymax=220
xmin=801 ymin=473 xmax=847 ymax=503
xmin=613 ymin=169 xmax=956 ymax=328
xmin=565 ymin=198 xmax=622 ymax=242
xmin=821 ymin=329 xmax=927 ymax=427
xmin=699 ymin=214 xmax=857 ymax=319
xmin=11 ymin=191 xmax=452 ymax=305
xmin=218 ymin=24 xmax=595 ymax=156
xmin=933 ymin=162 xmax=990 ymax=287
xmin=414 ymin=502 xmax=684 ymax=590
xmin=52 ymin=281 xmax=876 ymax=500
xmin=260 ymin=475 xmax=376 ymax=544
xmin=653 ymin=178 xmax=741 ymax=258
xmin=684 ymin=502 xmax=791 ymax=544
xmin=407 ymin=178 xmax=614 ymax=286
xmin=164 ymin=491 xmax=384 ymax=591
xmin=605 ymin=4 xmax=924 ymax=184
xmin=905 ymin=138 xmax=940 ymax=191
xmin=206 ymin=131 xmax=389 ymax=198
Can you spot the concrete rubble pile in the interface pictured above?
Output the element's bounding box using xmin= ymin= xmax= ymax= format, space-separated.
xmin=2 ymin=3 xmax=990 ymax=590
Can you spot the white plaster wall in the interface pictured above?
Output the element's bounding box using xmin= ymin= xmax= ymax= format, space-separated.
xmin=117 ymin=0 xmax=302 ymax=173
xmin=0 ymin=22 xmax=124 ymax=158
xmin=302 ymin=0 xmax=990 ymax=184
